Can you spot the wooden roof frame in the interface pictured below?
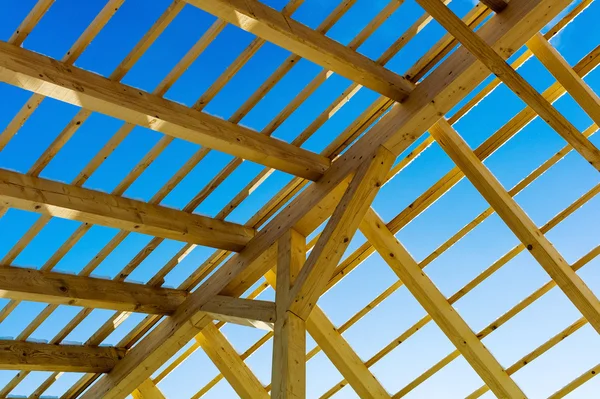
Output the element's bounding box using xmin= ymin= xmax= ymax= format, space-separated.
xmin=0 ymin=0 xmax=598 ymax=397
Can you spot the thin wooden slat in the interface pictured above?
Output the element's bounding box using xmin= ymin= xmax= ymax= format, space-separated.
xmin=0 ymin=168 xmax=255 ymax=251
xmin=0 ymin=42 xmax=330 ymax=181
xmin=197 ymin=324 xmax=269 ymax=399
xmin=187 ymin=0 xmax=414 ymax=102
xmin=0 ymin=341 xmax=126 ymax=372
xmin=548 ymin=362 xmax=600 ymax=399
xmin=360 ymin=208 xmax=525 ymax=398
xmin=416 ymin=0 xmax=600 ymax=171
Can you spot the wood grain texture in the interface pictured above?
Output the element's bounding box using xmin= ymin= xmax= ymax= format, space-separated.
xmin=201 ymin=295 xmax=276 ymax=330
xmin=187 ymin=0 xmax=414 ymax=102
xmin=0 ymin=168 xmax=255 ymax=251
xmin=0 ymin=41 xmax=329 ymax=180
xmin=0 ymin=265 xmax=186 ymax=314
xmin=132 ymin=379 xmax=165 ymax=399
xmin=0 ymin=340 xmax=126 ymax=372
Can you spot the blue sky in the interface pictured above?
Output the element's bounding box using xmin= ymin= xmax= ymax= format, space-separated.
xmin=0 ymin=0 xmax=599 ymax=397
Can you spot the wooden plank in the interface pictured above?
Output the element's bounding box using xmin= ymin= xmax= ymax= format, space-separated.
xmin=527 ymin=32 xmax=600 ymax=128
xmin=0 ymin=41 xmax=330 ymax=181
xmin=415 ymin=0 xmax=600 ymax=172
xmin=201 ymin=296 xmax=276 ymax=331
xmin=0 ymin=168 xmax=255 ymax=251
xmin=306 ymin=307 xmax=391 ymax=399
xmin=430 ymin=119 xmax=600 ymax=334
xmin=360 ymin=208 xmax=525 ymax=398
xmin=79 ymin=0 xmax=572 ymax=395
xmin=0 ymin=265 xmax=186 ymax=314
xmin=265 ymin=270 xmax=390 ymax=399
xmin=479 ymin=0 xmax=508 ymax=13
xmin=132 ymin=379 xmax=165 ymax=399
xmin=0 ymin=340 xmax=126 ymax=372
xmin=186 ymin=0 xmax=414 ymax=103
xmin=288 ymin=146 xmax=395 ymax=320
xmin=197 ymin=324 xmax=269 ymax=399
xmin=272 ymin=229 xmax=306 ymax=399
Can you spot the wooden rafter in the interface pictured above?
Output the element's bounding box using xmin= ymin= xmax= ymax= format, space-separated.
xmin=360 ymin=208 xmax=525 ymax=398
xmin=0 ymin=168 xmax=255 ymax=251
xmin=186 ymin=0 xmax=414 ymax=103
xmin=200 ymin=295 xmax=276 ymax=330
xmin=430 ymin=119 xmax=600 ymax=333
xmin=0 ymin=42 xmax=329 ymax=181
xmin=527 ymin=32 xmax=600 ymax=127
xmin=0 ymin=340 xmax=125 ymax=372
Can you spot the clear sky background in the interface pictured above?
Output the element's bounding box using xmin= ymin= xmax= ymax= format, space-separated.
xmin=0 ymin=0 xmax=599 ymax=397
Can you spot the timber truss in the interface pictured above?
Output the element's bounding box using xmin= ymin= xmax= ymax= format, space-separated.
xmin=0 ymin=0 xmax=599 ymax=397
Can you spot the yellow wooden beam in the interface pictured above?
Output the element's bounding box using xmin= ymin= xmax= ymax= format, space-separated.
xmin=415 ymin=0 xmax=600 ymax=172
xmin=0 ymin=41 xmax=329 ymax=181
xmin=0 ymin=340 xmax=125 ymax=373
xmin=527 ymin=32 xmax=600 ymax=128
xmin=197 ymin=323 xmax=269 ymax=399
xmin=0 ymin=265 xmax=187 ymax=314
xmin=0 ymin=168 xmax=254 ymax=251
xmin=201 ymin=295 xmax=276 ymax=330
xmin=479 ymin=0 xmax=508 ymax=13
xmin=430 ymin=119 xmax=600 ymax=334
xmin=271 ymin=229 xmax=307 ymax=399
xmin=360 ymin=208 xmax=525 ymax=398
xmin=186 ymin=0 xmax=414 ymax=103
xmin=132 ymin=379 xmax=165 ymax=399
xmin=265 ymin=270 xmax=390 ymax=399
xmin=288 ymin=146 xmax=395 ymax=320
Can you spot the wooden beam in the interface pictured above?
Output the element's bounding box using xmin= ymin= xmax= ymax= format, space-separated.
xmin=0 ymin=168 xmax=255 ymax=251
xmin=79 ymin=0 xmax=573 ymax=395
xmin=271 ymin=229 xmax=306 ymax=399
xmin=288 ymin=146 xmax=395 ymax=320
xmin=479 ymin=0 xmax=508 ymax=13
xmin=527 ymin=32 xmax=600 ymax=128
xmin=430 ymin=119 xmax=600 ymax=334
xmin=196 ymin=324 xmax=269 ymax=399
xmin=186 ymin=0 xmax=414 ymax=103
xmin=415 ymin=0 xmax=600 ymax=172
xmin=132 ymin=379 xmax=165 ymax=399
xmin=0 ymin=41 xmax=329 ymax=181
xmin=201 ymin=296 xmax=276 ymax=331
xmin=265 ymin=270 xmax=390 ymax=399
xmin=360 ymin=208 xmax=525 ymax=398
xmin=0 ymin=340 xmax=126 ymax=373
xmin=0 ymin=265 xmax=187 ymax=314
